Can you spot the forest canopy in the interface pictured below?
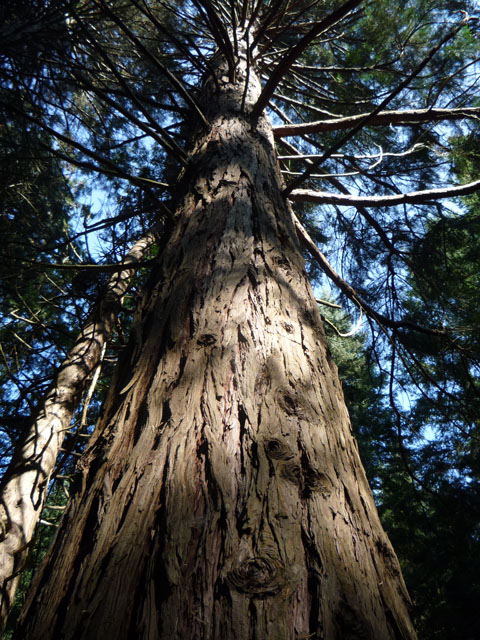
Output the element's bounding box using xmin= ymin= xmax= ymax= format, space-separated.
xmin=0 ymin=1 xmax=479 ymax=639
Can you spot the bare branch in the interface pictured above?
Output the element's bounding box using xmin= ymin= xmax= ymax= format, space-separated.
xmin=316 ymin=298 xmax=342 ymax=309
xmin=273 ymin=106 xmax=480 ymax=137
xmin=289 ymin=179 xmax=480 ymax=207
xmin=277 ymin=143 xmax=427 ymax=162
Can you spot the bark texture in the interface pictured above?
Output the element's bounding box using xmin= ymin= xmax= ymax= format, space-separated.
xmin=16 ymin=49 xmax=416 ymax=640
xmin=0 ymin=231 xmax=158 ymax=630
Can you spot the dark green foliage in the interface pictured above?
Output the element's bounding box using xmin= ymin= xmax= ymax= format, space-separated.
xmin=322 ymin=179 xmax=480 ymax=639
xmin=389 ymin=135 xmax=480 ymax=639
xmin=0 ymin=119 xmax=81 ymax=464
xmin=1 ymin=0 xmax=480 ymax=637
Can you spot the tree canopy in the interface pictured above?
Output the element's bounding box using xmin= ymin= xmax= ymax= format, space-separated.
xmin=0 ymin=1 xmax=479 ymax=638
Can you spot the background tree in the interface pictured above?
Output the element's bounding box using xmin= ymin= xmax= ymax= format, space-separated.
xmin=376 ymin=126 xmax=480 ymax=640
xmin=0 ymin=0 xmax=479 ymax=638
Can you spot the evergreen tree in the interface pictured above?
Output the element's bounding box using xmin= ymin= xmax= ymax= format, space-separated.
xmin=0 ymin=1 xmax=479 ymax=638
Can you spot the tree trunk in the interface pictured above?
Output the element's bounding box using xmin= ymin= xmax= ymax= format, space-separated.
xmin=0 ymin=231 xmax=158 ymax=631
xmin=15 ymin=47 xmax=417 ymax=640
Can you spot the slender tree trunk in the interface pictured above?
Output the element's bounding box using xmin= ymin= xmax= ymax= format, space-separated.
xmin=0 ymin=231 xmax=158 ymax=630
xmin=15 ymin=46 xmax=417 ymax=640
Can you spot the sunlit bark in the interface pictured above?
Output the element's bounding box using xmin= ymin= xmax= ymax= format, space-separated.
xmin=289 ymin=179 xmax=480 ymax=206
xmin=15 ymin=41 xmax=416 ymax=640
xmin=0 ymin=231 xmax=157 ymax=630
xmin=273 ymin=106 xmax=480 ymax=137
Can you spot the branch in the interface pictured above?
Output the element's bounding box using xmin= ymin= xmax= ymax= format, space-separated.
xmin=3 ymin=102 xmax=172 ymax=210
xmin=191 ymin=0 xmax=235 ymax=76
xmin=71 ymin=16 xmax=187 ymax=164
xmin=279 ymin=139 xmax=406 ymax=259
xmin=290 ymin=60 xmax=400 ymax=73
xmin=273 ymin=106 xmax=480 ymax=137
xmin=251 ymin=0 xmax=363 ymax=118
xmin=278 ymin=143 xmax=427 ymax=162
xmin=291 ymin=210 xmax=447 ymax=339
xmin=8 ymin=258 xmax=154 ymax=272
xmin=96 ymin=0 xmax=209 ymax=128
xmin=324 ymin=176 xmax=404 ymax=257
xmin=71 ymin=68 xmax=187 ymax=165
xmin=323 ymin=309 xmax=364 ymax=338
xmin=283 ymin=15 xmax=472 ymax=195
xmin=316 ymin=298 xmax=342 ymax=309
xmin=288 ymin=179 xmax=480 ymax=207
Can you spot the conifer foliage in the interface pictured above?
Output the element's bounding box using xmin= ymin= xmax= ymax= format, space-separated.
xmin=0 ymin=1 xmax=479 ymax=638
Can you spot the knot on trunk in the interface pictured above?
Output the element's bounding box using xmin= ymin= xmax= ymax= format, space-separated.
xmin=280 ymin=461 xmax=302 ymax=485
xmin=276 ymin=388 xmax=309 ymax=418
xmin=226 ymin=556 xmax=285 ymax=596
xmin=264 ymin=438 xmax=294 ymax=460
xmin=280 ymin=462 xmax=333 ymax=498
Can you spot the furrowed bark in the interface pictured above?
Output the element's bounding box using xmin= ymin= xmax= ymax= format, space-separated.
xmin=15 ymin=41 xmax=416 ymax=640
xmin=0 ymin=230 xmax=158 ymax=630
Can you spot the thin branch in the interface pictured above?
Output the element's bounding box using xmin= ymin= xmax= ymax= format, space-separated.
xmin=70 ymin=16 xmax=187 ymax=163
xmin=97 ymin=0 xmax=209 ymax=128
xmin=251 ymin=0 xmax=363 ymax=119
xmin=323 ymin=308 xmax=364 ymax=337
xmin=80 ymin=342 xmax=106 ymax=429
xmin=324 ymin=176 xmax=405 ymax=258
xmin=3 ymin=102 xmax=172 ymax=209
xmin=191 ymin=0 xmax=235 ymax=77
xmin=316 ymin=298 xmax=342 ymax=309
xmin=272 ymin=91 xmax=341 ymax=117
xmin=279 ymin=138 xmax=406 ymax=259
xmin=283 ymin=15 xmax=473 ymax=195
xmin=70 ymin=68 xmax=187 ymax=164
xmin=277 ymin=143 xmax=427 ymax=162
xmin=290 ymin=59 xmax=401 ymax=73
xmin=291 ymin=211 xmax=448 ymax=339
xmin=9 ymin=258 xmax=154 ymax=272
xmin=131 ymin=0 xmax=211 ymax=78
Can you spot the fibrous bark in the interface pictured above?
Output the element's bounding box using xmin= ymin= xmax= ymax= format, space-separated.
xmin=16 ymin=41 xmax=417 ymax=640
xmin=0 ymin=231 xmax=158 ymax=630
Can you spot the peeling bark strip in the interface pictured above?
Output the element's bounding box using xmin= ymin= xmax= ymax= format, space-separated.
xmin=16 ymin=41 xmax=417 ymax=640
xmin=0 ymin=231 xmax=158 ymax=630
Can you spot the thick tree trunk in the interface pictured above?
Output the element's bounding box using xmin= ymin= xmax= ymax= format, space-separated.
xmin=15 ymin=49 xmax=417 ymax=640
xmin=0 ymin=231 xmax=158 ymax=630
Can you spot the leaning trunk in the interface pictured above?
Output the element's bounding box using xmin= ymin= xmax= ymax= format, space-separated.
xmin=15 ymin=47 xmax=417 ymax=640
xmin=0 ymin=231 xmax=158 ymax=630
